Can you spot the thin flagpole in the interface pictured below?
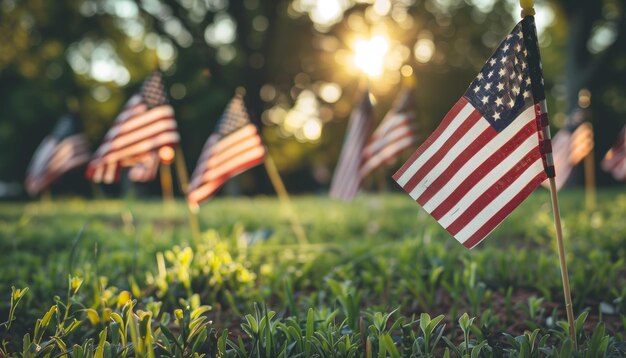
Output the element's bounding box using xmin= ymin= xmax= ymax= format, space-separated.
xmin=584 ymin=152 xmax=596 ymax=211
xmin=520 ymin=1 xmax=577 ymax=345
xmin=548 ymin=177 xmax=577 ymax=346
xmin=174 ymin=145 xmax=202 ymax=246
xmin=160 ymin=163 xmax=174 ymax=203
xmin=263 ymin=152 xmax=309 ymax=245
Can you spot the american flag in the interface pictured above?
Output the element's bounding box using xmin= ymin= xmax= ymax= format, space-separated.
xmin=601 ymin=124 xmax=626 ymax=181
xmin=393 ymin=18 xmax=554 ymax=249
xmin=86 ymin=71 xmax=180 ymax=183
xmin=187 ymin=94 xmax=265 ymax=207
xmin=359 ymin=87 xmax=418 ymax=179
xmin=547 ymin=118 xmax=594 ymax=190
xmin=25 ymin=113 xmax=90 ymax=196
xmin=329 ymin=91 xmax=373 ymax=200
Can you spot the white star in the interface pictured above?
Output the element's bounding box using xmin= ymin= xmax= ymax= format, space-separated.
xmin=503 ymin=44 xmax=510 ymax=52
xmin=512 ymin=86 xmax=520 ymax=95
xmin=499 ymin=68 xmax=506 ymax=77
xmin=473 ymin=85 xmax=481 ymax=93
xmin=509 ymin=72 xmax=516 ymax=80
xmin=517 ymin=73 xmax=523 ymax=82
xmin=507 ymin=34 xmax=513 ymax=40
xmin=515 ymin=44 xmax=521 ymax=52
xmin=495 ymin=97 xmax=503 ymax=106
xmin=497 ymin=82 xmax=505 ymax=91
xmin=523 ymin=90 xmax=531 ymax=99
xmin=477 ymin=73 xmax=484 ymax=80
xmin=487 ymin=70 xmax=494 ymax=78
xmin=484 ymin=82 xmax=492 ymax=90
xmin=489 ymin=58 xmax=496 ymax=66
xmin=517 ymin=32 xmax=524 ymax=39
xmin=523 ymin=49 xmax=528 ymax=56
xmin=481 ymin=95 xmax=489 ymax=104
xmin=493 ymin=111 xmax=501 ymax=120
xmin=521 ymin=62 xmax=527 ymax=70
xmin=500 ymin=56 xmax=508 ymax=65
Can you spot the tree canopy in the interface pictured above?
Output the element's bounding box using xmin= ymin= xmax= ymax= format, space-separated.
xmin=1 ymin=0 xmax=625 ymax=195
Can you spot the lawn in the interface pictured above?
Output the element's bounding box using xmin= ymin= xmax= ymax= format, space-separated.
xmin=0 ymin=191 xmax=625 ymax=356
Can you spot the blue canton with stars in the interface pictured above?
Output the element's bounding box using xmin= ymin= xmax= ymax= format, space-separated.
xmin=463 ymin=23 xmax=534 ymax=132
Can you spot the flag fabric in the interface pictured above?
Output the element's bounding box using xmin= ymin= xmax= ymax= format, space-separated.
xmin=393 ymin=18 xmax=554 ymax=249
xmin=547 ymin=120 xmax=594 ymax=190
xmin=86 ymin=71 xmax=180 ymax=183
xmin=359 ymin=87 xmax=418 ymax=179
xmin=25 ymin=113 xmax=90 ymax=196
xmin=128 ymin=151 xmax=161 ymax=182
xmin=187 ymin=94 xmax=265 ymax=207
xmin=601 ymin=124 xmax=626 ymax=181
xmin=329 ymin=91 xmax=373 ymax=200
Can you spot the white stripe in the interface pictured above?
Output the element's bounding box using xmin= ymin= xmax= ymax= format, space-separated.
xmin=408 ymin=118 xmax=490 ymax=200
xmin=454 ymin=159 xmax=545 ymax=243
xmin=438 ymin=133 xmax=540 ymax=227
xmin=422 ymin=105 xmax=536 ymax=212
xmin=396 ymin=102 xmax=474 ymax=186
xmin=104 ymin=163 xmax=117 ymax=184
xmin=364 ymin=124 xmax=413 ymax=156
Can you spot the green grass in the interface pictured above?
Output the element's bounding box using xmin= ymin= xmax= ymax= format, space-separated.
xmin=0 ymin=191 xmax=625 ymax=356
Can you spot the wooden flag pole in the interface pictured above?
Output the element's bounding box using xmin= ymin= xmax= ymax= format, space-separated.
xmin=173 ymin=145 xmax=202 ymax=246
xmin=521 ymin=0 xmax=577 ymax=345
xmin=584 ymin=152 xmax=596 ymax=211
xmin=159 ymin=163 xmax=175 ymax=204
xmin=263 ymin=153 xmax=309 ymax=245
xmin=547 ymin=177 xmax=577 ymax=346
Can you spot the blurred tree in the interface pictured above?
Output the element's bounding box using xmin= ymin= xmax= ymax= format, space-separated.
xmin=1 ymin=0 xmax=625 ymax=196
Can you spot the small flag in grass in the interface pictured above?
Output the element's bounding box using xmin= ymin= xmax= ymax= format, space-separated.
xmin=393 ymin=19 xmax=554 ymax=249
xmin=545 ymin=118 xmax=594 ymax=190
xmin=360 ymin=87 xmax=418 ymax=180
xmin=329 ymin=90 xmax=373 ymax=201
xmin=26 ymin=113 xmax=90 ymax=196
xmin=86 ymin=71 xmax=180 ymax=183
xmin=601 ymin=124 xmax=626 ymax=181
xmin=187 ymin=93 xmax=265 ymax=207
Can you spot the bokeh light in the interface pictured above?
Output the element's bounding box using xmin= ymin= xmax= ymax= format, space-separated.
xmin=353 ymin=35 xmax=389 ymax=77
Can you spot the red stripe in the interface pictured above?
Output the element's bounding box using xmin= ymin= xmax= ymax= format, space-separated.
xmin=463 ymin=171 xmax=547 ymax=249
xmin=415 ymin=126 xmax=497 ymax=205
xmin=430 ymin=120 xmax=537 ymax=220
xmin=393 ymin=98 xmax=467 ymax=181
xmin=402 ymin=109 xmax=482 ymax=193
xmin=204 ymin=143 xmax=265 ymax=180
xmin=100 ymin=117 xmax=177 ymax=153
xmin=98 ymin=130 xmax=179 ymax=163
xmin=446 ymin=148 xmax=542 ymax=235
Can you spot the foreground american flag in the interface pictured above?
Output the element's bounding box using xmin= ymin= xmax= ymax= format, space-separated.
xmin=187 ymin=94 xmax=265 ymax=207
xmin=393 ymin=18 xmax=554 ymax=249
xmin=26 ymin=113 xmax=90 ymax=196
xmin=601 ymin=124 xmax=626 ymax=181
xmin=546 ymin=118 xmax=594 ymax=190
xmin=359 ymin=87 xmax=418 ymax=179
xmin=86 ymin=71 xmax=180 ymax=183
xmin=329 ymin=91 xmax=373 ymax=200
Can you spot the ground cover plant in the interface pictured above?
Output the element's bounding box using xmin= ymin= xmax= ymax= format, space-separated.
xmin=0 ymin=191 xmax=625 ymax=356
